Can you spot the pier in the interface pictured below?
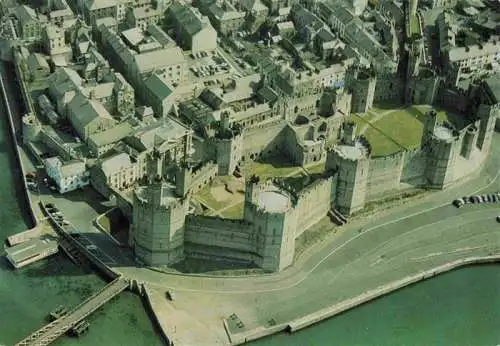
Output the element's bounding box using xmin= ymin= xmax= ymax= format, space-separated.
xmin=15 ymin=277 xmax=129 ymax=346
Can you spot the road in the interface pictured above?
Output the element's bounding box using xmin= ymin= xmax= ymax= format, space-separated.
xmin=114 ymin=132 xmax=500 ymax=343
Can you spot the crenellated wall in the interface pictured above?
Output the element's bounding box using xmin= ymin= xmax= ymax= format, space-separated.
xmin=189 ymin=161 xmax=217 ymax=194
xmin=242 ymin=120 xmax=287 ymax=160
xmin=401 ymin=149 xmax=426 ymax=184
xmin=294 ymin=177 xmax=333 ymax=236
xmin=366 ymin=151 xmax=404 ymax=198
xmin=185 ymin=215 xmax=255 ymax=254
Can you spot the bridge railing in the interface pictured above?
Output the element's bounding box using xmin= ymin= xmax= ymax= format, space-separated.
xmin=15 ymin=277 xmax=129 ymax=346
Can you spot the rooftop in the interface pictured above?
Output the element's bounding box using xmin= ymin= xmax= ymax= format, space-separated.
xmin=434 ymin=125 xmax=454 ymax=141
xmin=335 ymin=141 xmax=367 ymax=160
xmin=256 ymin=189 xmax=290 ymax=213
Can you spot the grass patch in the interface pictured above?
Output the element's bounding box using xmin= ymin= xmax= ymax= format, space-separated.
xmin=372 ymin=109 xmax=424 ymax=150
xmin=364 ymin=127 xmax=402 ymax=157
xmin=372 ymin=100 xmax=404 ymax=111
xmin=222 ymin=202 xmax=244 ymax=219
xmin=346 ymin=113 xmax=377 ymax=133
xmin=195 ymin=185 xmax=226 ymax=211
xmin=305 ymin=161 xmax=325 ymax=175
xmin=246 ymin=155 xmax=301 ymax=179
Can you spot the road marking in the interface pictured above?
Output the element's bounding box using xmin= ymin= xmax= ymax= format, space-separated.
xmin=151 ymin=160 xmax=500 ymax=294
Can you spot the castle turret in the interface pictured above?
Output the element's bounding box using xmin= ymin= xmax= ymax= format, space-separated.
xmin=424 ymin=122 xmax=459 ymax=188
xmin=215 ymin=111 xmax=243 ymax=175
xmin=342 ymin=122 xmax=357 ymax=146
xmin=146 ymin=148 xmax=164 ymax=183
xmin=22 ymin=114 xmax=41 ymax=144
xmin=175 ymin=162 xmax=192 ymax=197
xmin=460 ymin=125 xmax=477 ymax=159
xmin=346 ymin=66 xmax=376 ymax=114
xmin=243 ymin=177 xmax=296 ymax=272
xmin=130 ymin=182 xmax=188 ymax=266
xmin=326 ymin=140 xmax=370 ymax=215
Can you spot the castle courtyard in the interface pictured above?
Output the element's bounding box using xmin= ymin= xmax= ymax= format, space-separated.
xmin=356 ymin=105 xmax=458 ymax=157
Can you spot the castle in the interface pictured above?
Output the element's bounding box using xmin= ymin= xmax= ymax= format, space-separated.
xmin=128 ymin=92 xmax=497 ymax=271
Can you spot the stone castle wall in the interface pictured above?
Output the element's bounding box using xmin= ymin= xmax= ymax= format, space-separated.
xmin=189 ymin=161 xmax=218 ymax=194
xmin=242 ymin=120 xmax=287 ymax=160
xmin=184 ymin=215 xmax=255 ymax=254
xmin=295 ymin=177 xmax=333 ymax=237
xmin=366 ymin=151 xmax=405 ymax=198
xmin=401 ymin=149 xmax=427 ymax=184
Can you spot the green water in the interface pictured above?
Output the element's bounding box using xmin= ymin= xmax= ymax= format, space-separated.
xmin=1 ymin=114 xmax=499 ymax=346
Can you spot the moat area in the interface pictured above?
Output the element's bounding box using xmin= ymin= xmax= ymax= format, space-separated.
xmin=2 ymin=105 xmax=500 ymax=345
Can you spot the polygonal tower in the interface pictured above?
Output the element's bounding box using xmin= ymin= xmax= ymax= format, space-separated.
xmin=423 ymin=111 xmax=459 ymax=188
xmin=130 ymin=182 xmax=189 ymax=265
xmin=215 ymin=111 xmax=244 ymax=175
xmin=243 ymin=176 xmax=297 ymax=272
xmin=326 ymin=132 xmax=370 ymax=215
xmin=346 ymin=66 xmax=376 ymax=114
xmin=22 ymin=114 xmax=41 ymax=144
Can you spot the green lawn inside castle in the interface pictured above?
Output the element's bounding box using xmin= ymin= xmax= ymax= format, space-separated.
xmin=349 ymin=103 xmax=455 ymax=157
xmin=193 ymin=155 xmax=325 ymax=219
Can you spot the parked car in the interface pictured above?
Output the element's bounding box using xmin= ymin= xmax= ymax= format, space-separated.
xmin=492 ymin=195 xmax=498 ymax=202
xmin=453 ymin=199 xmax=464 ymax=208
xmin=496 ymin=216 xmax=500 ymax=223
xmin=166 ymin=290 xmax=175 ymax=301
xmin=45 ymin=203 xmax=55 ymax=208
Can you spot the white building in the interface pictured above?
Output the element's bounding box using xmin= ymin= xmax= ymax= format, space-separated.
xmin=45 ymin=157 xmax=90 ymax=193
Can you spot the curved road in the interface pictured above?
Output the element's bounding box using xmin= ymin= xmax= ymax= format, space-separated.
xmin=114 ymin=134 xmax=500 ymax=343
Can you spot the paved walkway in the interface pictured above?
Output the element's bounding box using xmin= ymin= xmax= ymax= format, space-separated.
xmin=113 ymin=133 xmax=500 ymax=345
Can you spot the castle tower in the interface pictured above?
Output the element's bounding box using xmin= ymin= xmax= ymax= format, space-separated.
xmin=346 ymin=66 xmax=376 ymax=114
xmin=243 ymin=178 xmax=297 ymax=272
xmin=422 ymin=110 xmax=438 ymax=147
xmin=175 ymin=162 xmax=192 ymax=197
xmin=460 ymin=125 xmax=477 ymax=159
xmin=424 ymin=123 xmax=459 ymax=188
xmin=146 ymin=148 xmax=164 ymax=183
xmin=475 ymin=104 xmax=497 ymax=151
xmin=130 ymin=182 xmax=188 ymax=266
xmin=215 ymin=112 xmax=244 ymax=175
xmin=326 ymin=140 xmax=370 ymax=215
xmin=342 ymin=122 xmax=357 ymax=146
xmin=407 ymin=68 xmax=440 ymax=105
xmin=22 ymin=114 xmax=41 ymax=144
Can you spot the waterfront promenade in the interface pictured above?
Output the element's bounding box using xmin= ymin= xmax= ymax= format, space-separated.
xmin=2 ymin=58 xmax=500 ymax=345
xmin=114 ymin=132 xmax=500 ymax=344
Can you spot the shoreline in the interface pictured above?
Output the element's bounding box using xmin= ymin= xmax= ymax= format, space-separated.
xmin=2 ymin=60 xmax=499 ymax=346
xmin=0 ymin=62 xmax=37 ymax=229
xmin=227 ymin=256 xmax=500 ymax=345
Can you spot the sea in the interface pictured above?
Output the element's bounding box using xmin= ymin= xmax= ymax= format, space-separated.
xmin=1 ymin=108 xmax=499 ymax=346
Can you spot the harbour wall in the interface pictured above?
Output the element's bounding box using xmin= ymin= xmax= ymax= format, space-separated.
xmin=286 ymin=255 xmax=500 ymax=333
xmin=0 ymin=61 xmax=37 ymax=228
xmin=136 ymin=282 xmax=174 ymax=346
xmin=7 ymin=226 xmax=43 ymax=246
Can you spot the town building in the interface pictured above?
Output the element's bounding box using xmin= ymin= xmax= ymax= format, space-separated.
xmin=166 ymin=1 xmax=218 ymax=53
xmin=45 ymin=157 xmax=90 ymax=193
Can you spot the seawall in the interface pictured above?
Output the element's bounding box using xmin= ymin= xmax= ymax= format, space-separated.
xmin=0 ymin=61 xmax=37 ymax=228
xmin=287 ymin=255 xmax=500 ymax=333
xmin=139 ymin=283 xmax=173 ymax=346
